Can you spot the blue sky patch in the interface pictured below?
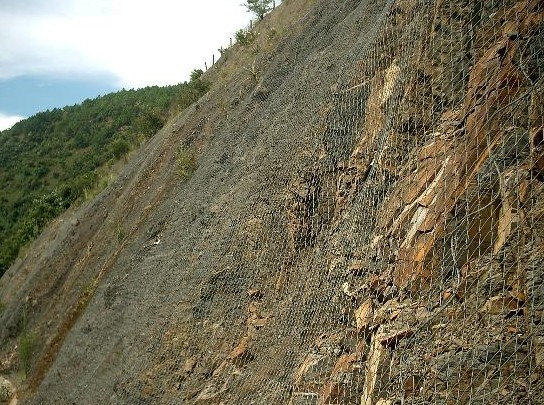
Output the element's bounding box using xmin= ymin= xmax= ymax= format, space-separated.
xmin=0 ymin=75 xmax=119 ymax=117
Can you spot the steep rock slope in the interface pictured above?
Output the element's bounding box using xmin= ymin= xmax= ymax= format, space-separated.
xmin=0 ymin=0 xmax=543 ymax=404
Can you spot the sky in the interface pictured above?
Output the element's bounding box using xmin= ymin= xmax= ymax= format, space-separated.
xmin=0 ymin=0 xmax=253 ymax=131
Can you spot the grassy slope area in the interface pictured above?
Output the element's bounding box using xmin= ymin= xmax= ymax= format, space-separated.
xmin=0 ymin=73 xmax=209 ymax=275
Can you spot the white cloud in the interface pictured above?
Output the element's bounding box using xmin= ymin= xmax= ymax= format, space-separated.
xmin=0 ymin=0 xmax=252 ymax=88
xmin=0 ymin=112 xmax=24 ymax=131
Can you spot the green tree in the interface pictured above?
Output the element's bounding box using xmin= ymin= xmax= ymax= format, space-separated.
xmin=235 ymin=28 xmax=257 ymax=46
xmin=190 ymin=69 xmax=204 ymax=82
xmin=243 ymin=0 xmax=272 ymax=20
xmin=111 ymin=139 xmax=130 ymax=159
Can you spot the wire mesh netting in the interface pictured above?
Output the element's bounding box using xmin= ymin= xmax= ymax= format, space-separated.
xmin=0 ymin=0 xmax=543 ymax=404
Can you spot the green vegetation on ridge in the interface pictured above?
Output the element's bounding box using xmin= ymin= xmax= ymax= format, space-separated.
xmin=0 ymin=70 xmax=209 ymax=276
xmin=243 ymin=0 xmax=274 ymax=20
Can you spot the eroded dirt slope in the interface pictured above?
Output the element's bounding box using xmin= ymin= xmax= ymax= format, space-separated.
xmin=1 ymin=0 xmax=543 ymax=404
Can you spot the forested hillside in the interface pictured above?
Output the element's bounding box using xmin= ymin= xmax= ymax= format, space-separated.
xmin=0 ymin=71 xmax=208 ymax=274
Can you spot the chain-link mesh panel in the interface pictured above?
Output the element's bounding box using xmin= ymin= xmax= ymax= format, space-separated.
xmin=2 ymin=0 xmax=542 ymax=404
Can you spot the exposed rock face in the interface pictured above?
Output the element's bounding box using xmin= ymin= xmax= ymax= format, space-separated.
xmin=0 ymin=377 xmax=15 ymax=404
xmin=0 ymin=0 xmax=543 ymax=404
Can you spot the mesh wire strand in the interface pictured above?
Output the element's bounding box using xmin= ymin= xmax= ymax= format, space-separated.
xmin=104 ymin=0 xmax=543 ymax=403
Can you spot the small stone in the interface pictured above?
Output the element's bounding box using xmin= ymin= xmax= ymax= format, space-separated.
xmin=509 ymin=289 xmax=526 ymax=303
xmin=0 ymin=377 xmax=15 ymax=403
xmin=228 ymin=336 xmax=253 ymax=365
xmin=442 ymin=289 xmax=453 ymax=301
xmin=445 ymin=307 xmax=457 ymax=319
xmin=342 ymin=282 xmax=354 ymax=297
xmin=502 ymin=21 xmax=519 ymax=39
xmin=535 ymin=336 xmax=544 ymax=368
xmin=248 ymin=302 xmax=260 ymax=314
xmin=183 ymin=357 xmax=197 ymax=373
xmin=377 ymin=327 xmax=413 ymax=349
xmin=71 ymin=217 xmax=80 ymax=227
xmin=355 ymin=299 xmax=374 ymax=330
xmin=249 ymin=315 xmax=268 ymax=328
xmin=414 ymin=307 xmax=431 ymax=322
xmin=481 ymin=295 xmax=520 ymax=315
xmin=247 ymin=288 xmax=264 ymax=300
xmin=403 ymin=374 xmax=422 ymax=397
xmin=389 ymin=309 xmax=401 ymax=321
xmin=506 ymin=325 xmax=519 ymax=334
xmin=348 ymin=260 xmax=366 ymax=276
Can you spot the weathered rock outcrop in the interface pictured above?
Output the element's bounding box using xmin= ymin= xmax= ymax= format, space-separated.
xmin=0 ymin=0 xmax=542 ymax=403
xmin=0 ymin=377 xmax=15 ymax=404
